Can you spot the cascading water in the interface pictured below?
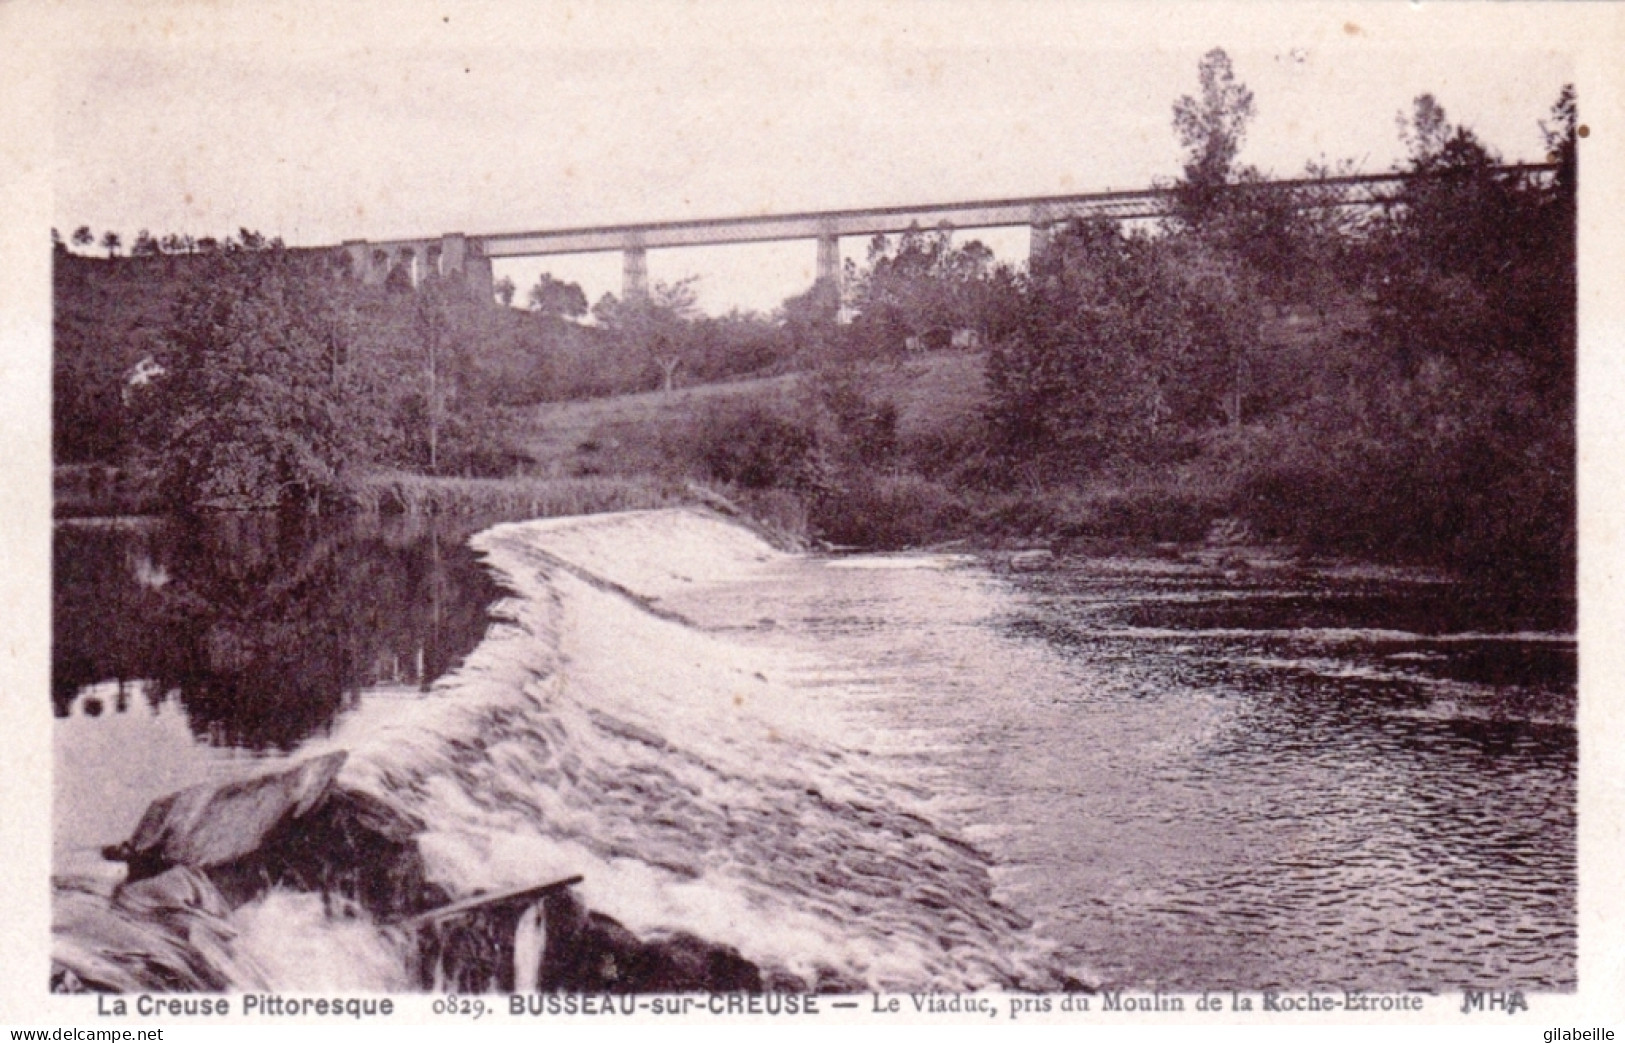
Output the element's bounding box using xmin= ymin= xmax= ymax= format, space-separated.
xmin=55 ymin=508 xmax=1063 ymax=992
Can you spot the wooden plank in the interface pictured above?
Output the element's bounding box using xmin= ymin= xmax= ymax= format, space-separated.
xmin=389 ymin=875 xmax=583 ymax=929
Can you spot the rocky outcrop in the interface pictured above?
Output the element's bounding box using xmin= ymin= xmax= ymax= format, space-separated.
xmin=97 ymin=751 xmax=444 ymax=917
xmin=64 ymin=752 xmax=785 ymax=994
xmin=209 ymin=784 xmax=446 ymax=916
xmin=103 ymin=752 xmax=348 ymax=881
xmin=53 ymin=867 xmax=255 ymax=992
xmin=533 ymin=886 xmax=763 ymax=991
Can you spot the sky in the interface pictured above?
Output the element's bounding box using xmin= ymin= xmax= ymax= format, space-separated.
xmin=44 ymin=1 xmax=1581 ymax=315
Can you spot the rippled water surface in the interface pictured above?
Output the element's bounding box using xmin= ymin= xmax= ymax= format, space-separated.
xmin=54 ymin=512 xmax=1575 ymax=991
xmin=654 ymin=549 xmax=1576 ymax=991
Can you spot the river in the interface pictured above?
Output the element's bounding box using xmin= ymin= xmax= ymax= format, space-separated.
xmin=51 ymin=508 xmax=1576 ymax=992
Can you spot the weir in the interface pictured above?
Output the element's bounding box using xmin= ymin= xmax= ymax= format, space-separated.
xmin=52 ymin=509 xmax=1071 ymax=995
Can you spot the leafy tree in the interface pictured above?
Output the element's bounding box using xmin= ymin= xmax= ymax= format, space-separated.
xmin=693 ymin=401 xmax=825 ymax=491
xmin=340 ymin=272 xmax=526 ymax=474
xmin=1270 ymin=90 xmax=1577 ymax=580
xmin=589 ymin=292 xmax=617 ymax=324
xmin=53 ymin=319 xmax=133 ymax=463
xmin=493 ymin=275 xmax=517 ymax=307
xmin=847 ymin=227 xmax=999 ymax=355
xmin=685 ymin=308 xmax=794 ymax=383
xmin=100 ymin=230 xmax=122 ymax=258
xmin=414 ymin=279 xmax=447 ymax=473
xmin=593 ymin=278 xmax=701 ymax=392
xmin=527 ymin=273 xmax=588 ymax=318
xmin=1371 ymin=94 xmax=1556 ymax=372
xmin=71 ymin=226 xmax=94 ymax=250
xmin=777 ymin=280 xmax=841 ymax=362
xmin=1162 ymin=235 xmax=1266 ymax=428
xmin=402 ymin=273 xmax=518 ymax=474
xmin=1171 ymin=48 xmax=1257 ymax=226
xmin=779 ymin=285 xmax=835 ymax=356
xmin=988 ymin=222 xmax=1197 ymax=460
xmin=139 ymin=249 xmax=368 ymax=510
xmin=1541 ymin=83 xmax=1578 ymax=216
xmin=131 ymin=230 xmax=161 ymax=257
xmin=985 ymin=210 xmax=1271 ymax=470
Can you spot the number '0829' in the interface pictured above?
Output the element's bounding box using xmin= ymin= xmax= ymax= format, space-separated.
xmin=432 ymin=995 xmax=488 ymax=1019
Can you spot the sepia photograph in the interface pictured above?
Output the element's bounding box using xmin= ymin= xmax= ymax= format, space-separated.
xmin=5 ymin=0 xmax=1622 ymax=1029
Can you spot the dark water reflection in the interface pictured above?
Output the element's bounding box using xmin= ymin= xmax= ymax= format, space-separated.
xmin=53 ymin=513 xmax=500 ymax=750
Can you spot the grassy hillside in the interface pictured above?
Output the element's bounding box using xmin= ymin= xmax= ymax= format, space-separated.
xmin=53 ymin=240 xmax=1424 ymax=558
xmin=515 ymin=352 xmax=987 ymax=481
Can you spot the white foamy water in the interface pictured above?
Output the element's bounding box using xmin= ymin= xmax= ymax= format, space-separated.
xmin=273 ymin=508 xmax=1055 ymax=990
xmin=233 ymin=892 xmax=414 ymax=991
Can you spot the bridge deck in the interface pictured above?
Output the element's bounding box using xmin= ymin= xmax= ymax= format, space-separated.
xmin=356 ymin=165 xmax=1553 ymax=260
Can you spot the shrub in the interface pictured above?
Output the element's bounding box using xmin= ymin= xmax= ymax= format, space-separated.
xmin=806 ymin=365 xmax=899 ymax=467
xmin=811 ymin=471 xmax=968 ymax=549
xmin=690 ymin=402 xmax=825 ymax=491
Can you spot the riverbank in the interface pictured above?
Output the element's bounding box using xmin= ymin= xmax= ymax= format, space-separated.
xmin=351 ymin=471 xmax=687 ymax=518
xmin=51 ymin=455 xmax=1565 ymax=600
xmin=54 ymin=332 xmax=1573 ymax=599
xmin=502 ymin=349 xmax=1570 ymax=593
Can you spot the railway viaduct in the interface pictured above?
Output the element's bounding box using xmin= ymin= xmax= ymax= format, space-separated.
xmin=339 ymin=166 xmax=1555 ymax=303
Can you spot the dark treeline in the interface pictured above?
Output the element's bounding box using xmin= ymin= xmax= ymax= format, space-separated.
xmin=53 ymin=51 xmax=1575 ymax=589
xmin=57 ymin=245 xmax=536 ymax=505
xmin=676 ymin=54 xmax=1575 ymax=589
xmin=53 ymin=225 xmax=285 ymax=258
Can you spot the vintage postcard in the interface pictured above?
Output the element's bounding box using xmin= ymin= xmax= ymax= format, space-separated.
xmin=2 ymin=0 xmax=1621 ymax=1037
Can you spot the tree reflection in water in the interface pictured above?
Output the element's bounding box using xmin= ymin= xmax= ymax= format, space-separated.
xmin=53 ymin=513 xmax=501 ymax=750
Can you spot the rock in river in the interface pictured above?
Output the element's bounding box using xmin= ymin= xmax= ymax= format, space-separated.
xmin=103 ymin=751 xmax=348 ymax=881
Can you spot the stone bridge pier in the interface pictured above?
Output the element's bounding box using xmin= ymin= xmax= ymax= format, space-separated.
xmin=816 ymin=231 xmax=840 ymax=289
xmin=621 ymin=235 xmax=648 ymax=302
xmin=1028 ymin=203 xmax=1056 ymax=262
xmin=342 ymin=234 xmax=493 ymax=300
xmin=618 ymin=229 xmax=839 ymax=306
